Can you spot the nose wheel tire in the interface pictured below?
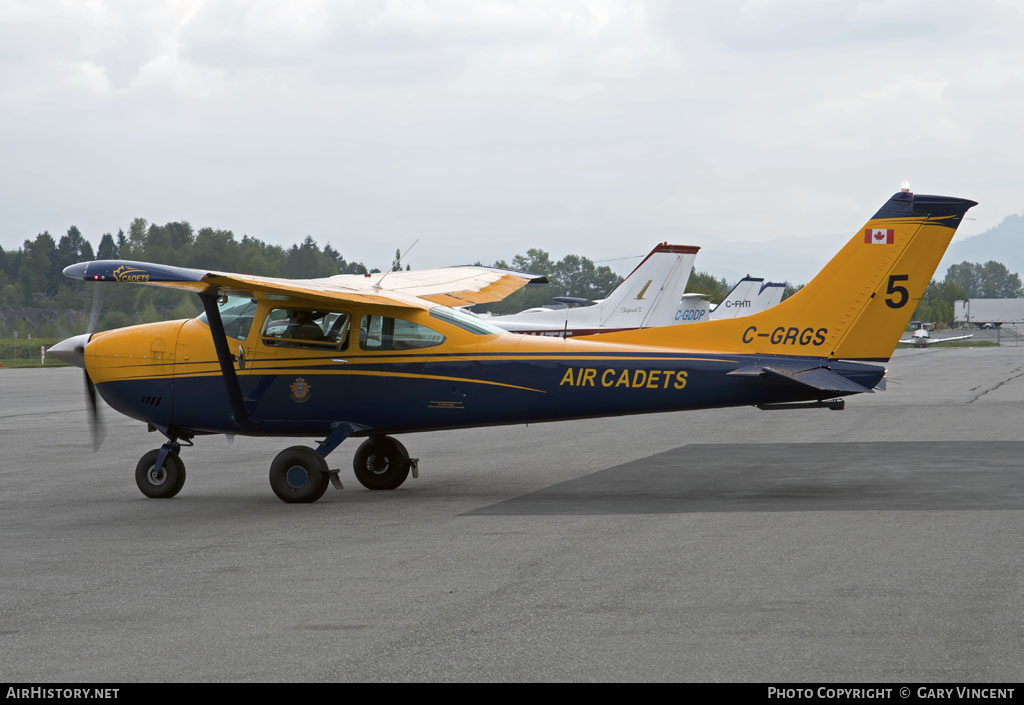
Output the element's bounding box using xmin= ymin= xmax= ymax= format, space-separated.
xmin=135 ymin=449 xmax=187 ymax=499
xmin=269 ymin=446 xmax=330 ymax=503
xmin=353 ymin=436 xmax=410 ymax=490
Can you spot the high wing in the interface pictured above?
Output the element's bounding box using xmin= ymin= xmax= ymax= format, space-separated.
xmin=929 ymin=334 xmax=974 ymax=344
xmin=343 ymin=268 xmax=548 ymax=306
xmin=63 ymin=260 xmax=547 ymax=309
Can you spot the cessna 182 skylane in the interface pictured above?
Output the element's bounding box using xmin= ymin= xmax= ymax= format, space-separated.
xmin=50 ymin=190 xmax=976 ymax=503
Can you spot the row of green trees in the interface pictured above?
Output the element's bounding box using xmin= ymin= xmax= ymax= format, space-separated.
xmin=1 ymin=223 xmax=757 ymax=336
xmin=0 ymin=221 xmax=375 ymax=303
xmin=0 ymin=221 xmax=375 ymax=337
xmin=913 ymin=261 xmax=1023 ymax=325
xmin=474 ymin=248 xmax=624 ymax=314
xmin=2 ymin=219 xmax=1018 ymax=335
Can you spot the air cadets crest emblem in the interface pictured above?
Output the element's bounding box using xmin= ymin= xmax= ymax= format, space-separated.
xmin=289 ymin=377 xmax=311 ymax=403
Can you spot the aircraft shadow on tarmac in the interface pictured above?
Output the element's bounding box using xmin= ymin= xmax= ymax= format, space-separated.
xmin=465 ymin=442 xmax=1024 ymax=516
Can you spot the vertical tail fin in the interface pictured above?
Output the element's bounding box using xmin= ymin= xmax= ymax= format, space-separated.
xmin=709 ymin=277 xmax=785 ymax=320
xmin=595 ymin=244 xmax=699 ymax=328
xmin=586 ymin=191 xmax=977 ymax=361
xmin=755 ymin=281 xmax=785 ymax=311
xmin=826 ymin=192 xmax=977 ymax=359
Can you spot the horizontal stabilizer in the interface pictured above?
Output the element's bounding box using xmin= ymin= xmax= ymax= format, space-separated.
xmin=762 ymin=366 xmax=874 ymax=395
xmin=727 ymin=360 xmax=818 ymax=377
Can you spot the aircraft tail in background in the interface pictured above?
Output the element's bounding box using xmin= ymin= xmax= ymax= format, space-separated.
xmin=597 ymin=243 xmax=700 ymax=329
xmin=486 ymin=243 xmax=699 ymax=335
xmin=710 ymin=277 xmax=785 ymax=320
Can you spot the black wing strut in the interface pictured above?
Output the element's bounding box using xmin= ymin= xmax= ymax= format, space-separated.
xmin=200 ymin=293 xmax=255 ymax=432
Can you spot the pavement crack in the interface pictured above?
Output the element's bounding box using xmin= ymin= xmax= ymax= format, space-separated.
xmin=0 ymin=408 xmax=87 ymax=419
xmin=967 ymin=366 xmax=1024 ymax=403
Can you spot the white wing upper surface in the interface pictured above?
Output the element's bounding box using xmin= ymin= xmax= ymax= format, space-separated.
xmin=63 ymin=260 xmax=547 ymax=310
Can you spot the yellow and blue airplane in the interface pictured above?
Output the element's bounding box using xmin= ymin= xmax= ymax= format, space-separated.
xmin=49 ymin=189 xmax=976 ymax=503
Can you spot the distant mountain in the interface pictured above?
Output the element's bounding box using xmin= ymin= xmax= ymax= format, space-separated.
xmin=697 ymin=233 xmax=835 ymax=288
xmin=939 ymin=214 xmax=1024 ymax=280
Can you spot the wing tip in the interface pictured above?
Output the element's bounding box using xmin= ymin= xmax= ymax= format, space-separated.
xmin=63 ymin=260 xmax=207 ymax=284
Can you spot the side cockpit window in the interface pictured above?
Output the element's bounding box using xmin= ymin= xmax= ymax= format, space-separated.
xmin=359 ymin=315 xmax=445 ymax=351
xmin=261 ymin=308 xmax=350 ymax=350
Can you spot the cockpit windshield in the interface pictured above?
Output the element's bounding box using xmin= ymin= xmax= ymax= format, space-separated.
xmin=196 ymin=294 xmax=259 ymax=341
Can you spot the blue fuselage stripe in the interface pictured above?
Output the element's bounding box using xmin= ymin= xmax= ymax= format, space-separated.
xmin=95 ymin=355 xmax=884 ymax=436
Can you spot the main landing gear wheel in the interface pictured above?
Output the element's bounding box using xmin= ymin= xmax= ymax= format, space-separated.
xmin=269 ymin=446 xmax=330 ymax=503
xmin=135 ymin=449 xmax=187 ymax=499
xmin=353 ymin=436 xmax=410 ymax=490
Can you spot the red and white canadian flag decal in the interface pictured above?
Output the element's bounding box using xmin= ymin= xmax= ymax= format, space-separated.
xmin=864 ymin=228 xmax=894 ymax=244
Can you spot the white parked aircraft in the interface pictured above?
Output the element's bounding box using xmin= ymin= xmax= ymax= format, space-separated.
xmin=482 ymin=243 xmax=699 ymax=337
xmin=480 ymin=246 xmax=786 ymax=336
xmin=899 ymin=328 xmax=974 ymax=348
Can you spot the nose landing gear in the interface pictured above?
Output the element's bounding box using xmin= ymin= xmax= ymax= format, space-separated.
xmin=135 ymin=438 xmax=189 ymax=499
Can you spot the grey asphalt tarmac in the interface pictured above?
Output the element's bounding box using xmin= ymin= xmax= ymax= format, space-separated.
xmin=1 ymin=346 xmax=1023 ymax=682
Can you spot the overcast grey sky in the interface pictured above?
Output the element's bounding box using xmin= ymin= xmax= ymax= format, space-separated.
xmin=1 ymin=0 xmax=1020 ymax=283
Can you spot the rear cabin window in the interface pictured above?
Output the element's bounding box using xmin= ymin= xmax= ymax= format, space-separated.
xmin=359 ymin=315 xmax=445 ymax=351
xmin=261 ymin=308 xmax=350 ymax=350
